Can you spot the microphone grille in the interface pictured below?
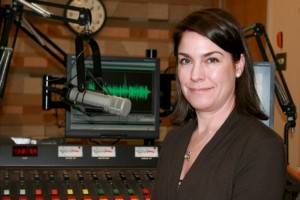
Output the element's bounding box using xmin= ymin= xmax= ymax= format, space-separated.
xmin=109 ymin=97 xmax=132 ymax=116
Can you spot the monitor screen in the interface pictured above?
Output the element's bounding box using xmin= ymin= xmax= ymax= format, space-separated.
xmin=253 ymin=62 xmax=275 ymax=128
xmin=65 ymin=55 xmax=160 ymax=139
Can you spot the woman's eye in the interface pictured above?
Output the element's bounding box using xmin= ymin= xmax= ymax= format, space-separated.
xmin=179 ymin=58 xmax=191 ymax=65
xmin=207 ymin=57 xmax=219 ymax=63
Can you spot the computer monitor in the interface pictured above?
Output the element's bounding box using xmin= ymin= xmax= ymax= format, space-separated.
xmin=253 ymin=61 xmax=275 ymax=128
xmin=65 ymin=55 xmax=160 ymax=139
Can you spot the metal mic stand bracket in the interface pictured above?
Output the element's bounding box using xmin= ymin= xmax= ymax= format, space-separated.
xmin=14 ymin=0 xmax=91 ymax=26
xmin=75 ymin=33 xmax=102 ymax=93
xmin=0 ymin=0 xmax=93 ymax=106
xmin=243 ymin=23 xmax=297 ymax=165
xmin=1 ymin=0 xmax=92 ymax=61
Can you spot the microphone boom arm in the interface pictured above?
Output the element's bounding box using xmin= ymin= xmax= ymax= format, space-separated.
xmin=243 ymin=23 xmax=297 ymax=164
xmin=0 ymin=0 xmax=93 ymax=100
xmin=14 ymin=0 xmax=92 ymax=26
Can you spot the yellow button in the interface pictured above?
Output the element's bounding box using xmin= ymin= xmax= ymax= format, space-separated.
xmin=82 ymin=189 xmax=89 ymax=195
xmin=67 ymin=189 xmax=73 ymax=195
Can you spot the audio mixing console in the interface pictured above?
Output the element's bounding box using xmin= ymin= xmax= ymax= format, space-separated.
xmin=0 ymin=145 xmax=158 ymax=200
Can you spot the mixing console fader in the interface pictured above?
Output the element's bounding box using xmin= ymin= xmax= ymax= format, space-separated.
xmin=0 ymin=145 xmax=159 ymax=200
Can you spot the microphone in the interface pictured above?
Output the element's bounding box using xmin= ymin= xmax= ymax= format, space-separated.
xmin=66 ymin=87 xmax=132 ymax=117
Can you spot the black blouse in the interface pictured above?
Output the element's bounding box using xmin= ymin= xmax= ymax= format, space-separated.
xmin=152 ymin=109 xmax=286 ymax=200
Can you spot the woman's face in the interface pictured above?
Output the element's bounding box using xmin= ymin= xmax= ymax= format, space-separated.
xmin=177 ymin=31 xmax=244 ymax=113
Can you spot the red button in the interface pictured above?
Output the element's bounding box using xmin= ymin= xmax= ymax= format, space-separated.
xmin=2 ymin=197 xmax=11 ymax=200
xmin=51 ymin=189 xmax=58 ymax=195
xmin=19 ymin=197 xmax=27 ymax=200
xmin=51 ymin=196 xmax=60 ymax=200
xmin=67 ymin=197 xmax=76 ymax=200
xmin=142 ymin=188 xmax=150 ymax=195
xmin=35 ymin=189 xmax=42 ymax=195
xmin=35 ymin=196 xmax=44 ymax=200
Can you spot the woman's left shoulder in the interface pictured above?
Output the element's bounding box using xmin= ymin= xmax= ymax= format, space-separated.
xmin=233 ymin=112 xmax=284 ymax=147
xmin=241 ymin=117 xmax=284 ymax=153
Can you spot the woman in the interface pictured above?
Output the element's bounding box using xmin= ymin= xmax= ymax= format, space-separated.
xmin=152 ymin=8 xmax=286 ymax=200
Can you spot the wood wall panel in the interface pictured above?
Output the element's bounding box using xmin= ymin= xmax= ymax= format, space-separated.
xmin=0 ymin=0 xmax=266 ymax=141
xmin=220 ymin=0 xmax=267 ymax=61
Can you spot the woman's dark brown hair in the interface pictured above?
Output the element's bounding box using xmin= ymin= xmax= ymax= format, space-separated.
xmin=171 ymin=8 xmax=268 ymax=125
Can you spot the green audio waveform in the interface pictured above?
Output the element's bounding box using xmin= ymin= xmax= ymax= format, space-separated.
xmin=104 ymin=77 xmax=151 ymax=100
xmin=85 ymin=72 xmax=151 ymax=100
xmin=87 ymin=82 xmax=96 ymax=90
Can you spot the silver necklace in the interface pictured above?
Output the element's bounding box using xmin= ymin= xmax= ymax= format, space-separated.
xmin=184 ymin=131 xmax=213 ymax=161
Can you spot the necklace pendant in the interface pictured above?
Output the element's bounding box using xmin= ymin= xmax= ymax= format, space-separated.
xmin=184 ymin=151 xmax=191 ymax=161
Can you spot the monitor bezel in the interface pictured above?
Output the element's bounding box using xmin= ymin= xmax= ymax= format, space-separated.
xmin=65 ymin=55 xmax=160 ymax=139
xmin=253 ymin=61 xmax=275 ymax=129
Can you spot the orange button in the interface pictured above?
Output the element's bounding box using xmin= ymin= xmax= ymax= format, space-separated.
xmin=51 ymin=196 xmax=60 ymax=200
xmin=83 ymin=196 xmax=92 ymax=200
xmin=144 ymin=195 xmax=151 ymax=200
xmin=67 ymin=196 xmax=76 ymax=200
xmin=129 ymin=196 xmax=139 ymax=200
xmin=114 ymin=196 xmax=124 ymax=200
xmin=98 ymin=196 xmax=108 ymax=200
